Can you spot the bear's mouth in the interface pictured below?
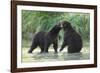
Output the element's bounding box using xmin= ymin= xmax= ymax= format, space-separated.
xmin=60 ymin=23 xmax=63 ymax=28
xmin=58 ymin=22 xmax=63 ymax=28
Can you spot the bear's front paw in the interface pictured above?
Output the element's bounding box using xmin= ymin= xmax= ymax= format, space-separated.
xmin=59 ymin=49 xmax=62 ymax=52
xmin=54 ymin=51 xmax=58 ymax=54
xmin=28 ymin=50 xmax=32 ymax=53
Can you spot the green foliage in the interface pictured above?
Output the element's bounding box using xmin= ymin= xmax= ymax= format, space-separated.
xmin=22 ymin=10 xmax=90 ymax=41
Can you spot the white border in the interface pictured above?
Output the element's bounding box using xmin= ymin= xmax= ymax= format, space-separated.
xmin=17 ymin=5 xmax=94 ymax=68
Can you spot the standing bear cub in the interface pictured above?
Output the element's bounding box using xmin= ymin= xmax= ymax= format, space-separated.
xmin=28 ymin=23 xmax=62 ymax=53
xmin=59 ymin=21 xmax=83 ymax=53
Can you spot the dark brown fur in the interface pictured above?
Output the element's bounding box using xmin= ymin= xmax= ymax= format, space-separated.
xmin=60 ymin=21 xmax=83 ymax=53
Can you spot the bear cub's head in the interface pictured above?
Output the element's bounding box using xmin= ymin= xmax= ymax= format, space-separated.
xmin=53 ymin=22 xmax=63 ymax=30
xmin=59 ymin=20 xmax=72 ymax=30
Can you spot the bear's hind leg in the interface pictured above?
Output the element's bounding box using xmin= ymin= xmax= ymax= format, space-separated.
xmin=28 ymin=41 xmax=38 ymax=53
xmin=40 ymin=47 xmax=44 ymax=53
xmin=68 ymin=46 xmax=80 ymax=53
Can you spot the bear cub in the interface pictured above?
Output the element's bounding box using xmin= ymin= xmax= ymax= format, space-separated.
xmin=28 ymin=23 xmax=62 ymax=53
xmin=59 ymin=21 xmax=83 ymax=53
